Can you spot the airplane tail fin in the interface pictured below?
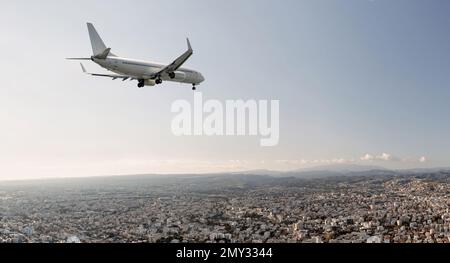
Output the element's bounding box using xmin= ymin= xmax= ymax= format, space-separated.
xmin=87 ymin=23 xmax=116 ymax=57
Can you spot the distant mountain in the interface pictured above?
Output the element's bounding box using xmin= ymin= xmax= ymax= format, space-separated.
xmin=232 ymin=169 xmax=285 ymax=176
xmin=267 ymin=164 xmax=393 ymax=179
xmin=229 ymin=164 xmax=392 ymax=179
xmin=396 ymin=167 xmax=450 ymax=174
xmin=296 ymin=164 xmax=389 ymax=173
xmin=5 ymin=165 xmax=448 ymax=186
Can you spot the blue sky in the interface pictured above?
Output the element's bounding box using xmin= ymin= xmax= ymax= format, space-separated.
xmin=1 ymin=0 xmax=450 ymax=179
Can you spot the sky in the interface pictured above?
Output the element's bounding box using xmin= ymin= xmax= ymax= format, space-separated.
xmin=1 ymin=0 xmax=450 ymax=180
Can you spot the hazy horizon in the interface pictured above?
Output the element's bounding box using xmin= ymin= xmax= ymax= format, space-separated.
xmin=2 ymin=0 xmax=450 ymax=180
xmin=2 ymin=163 xmax=450 ymax=183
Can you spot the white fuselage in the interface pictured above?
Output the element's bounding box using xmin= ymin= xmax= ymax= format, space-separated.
xmin=93 ymin=56 xmax=205 ymax=85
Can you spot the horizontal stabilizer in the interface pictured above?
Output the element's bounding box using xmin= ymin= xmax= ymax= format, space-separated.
xmin=66 ymin=57 xmax=91 ymax=60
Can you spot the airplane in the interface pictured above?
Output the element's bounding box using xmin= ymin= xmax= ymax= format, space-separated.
xmin=68 ymin=23 xmax=205 ymax=90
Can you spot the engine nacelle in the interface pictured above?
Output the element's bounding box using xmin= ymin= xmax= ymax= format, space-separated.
xmin=169 ymin=71 xmax=186 ymax=80
xmin=144 ymin=79 xmax=156 ymax=86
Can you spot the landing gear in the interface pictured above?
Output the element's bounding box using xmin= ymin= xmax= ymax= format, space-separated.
xmin=169 ymin=72 xmax=176 ymax=79
xmin=156 ymin=78 xmax=163 ymax=85
xmin=138 ymin=79 xmax=145 ymax=88
xmin=192 ymin=84 xmax=197 ymax=91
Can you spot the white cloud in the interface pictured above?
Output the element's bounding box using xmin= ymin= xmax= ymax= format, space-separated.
xmin=361 ymin=153 xmax=425 ymax=163
xmin=274 ymin=154 xmax=428 ymax=170
xmin=331 ymin=158 xmax=347 ymax=164
xmin=276 ymin=160 xmax=299 ymax=165
xmin=376 ymin=153 xmax=395 ymax=161
xmin=361 ymin=154 xmax=375 ymax=161
xmin=276 ymin=158 xmax=355 ymax=166
xmin=360 ymin=153 xmax=396 ymax=162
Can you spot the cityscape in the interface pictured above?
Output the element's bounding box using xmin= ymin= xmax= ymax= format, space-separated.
xmin=1 ymin=168 xmax=450 ymax=243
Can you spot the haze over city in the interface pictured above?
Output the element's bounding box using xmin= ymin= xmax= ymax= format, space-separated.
xmin=1 ymin=0 xmax=450 ymax=180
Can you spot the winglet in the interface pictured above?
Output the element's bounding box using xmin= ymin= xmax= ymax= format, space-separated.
xmin=187 ymin=38 xmax=192 ymax=52
xmin=80 ymin=63 xmax=87 ymax=73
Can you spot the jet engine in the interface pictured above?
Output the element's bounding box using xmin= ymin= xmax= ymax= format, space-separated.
xmin=144 ymin=79 xmax=156 ymax=86
xmin=168 ymin=71 xmax=186 ymax=80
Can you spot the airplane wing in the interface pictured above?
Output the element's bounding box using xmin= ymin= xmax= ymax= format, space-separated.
xmin=151 ymin=38 xmax=193 ymax=78
xmin=80 ymin=63 xmax=134 ymax=81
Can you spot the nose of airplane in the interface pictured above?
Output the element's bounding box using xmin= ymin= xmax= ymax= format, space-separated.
xmin=199 ymin=73 xmax=205 ymax=83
